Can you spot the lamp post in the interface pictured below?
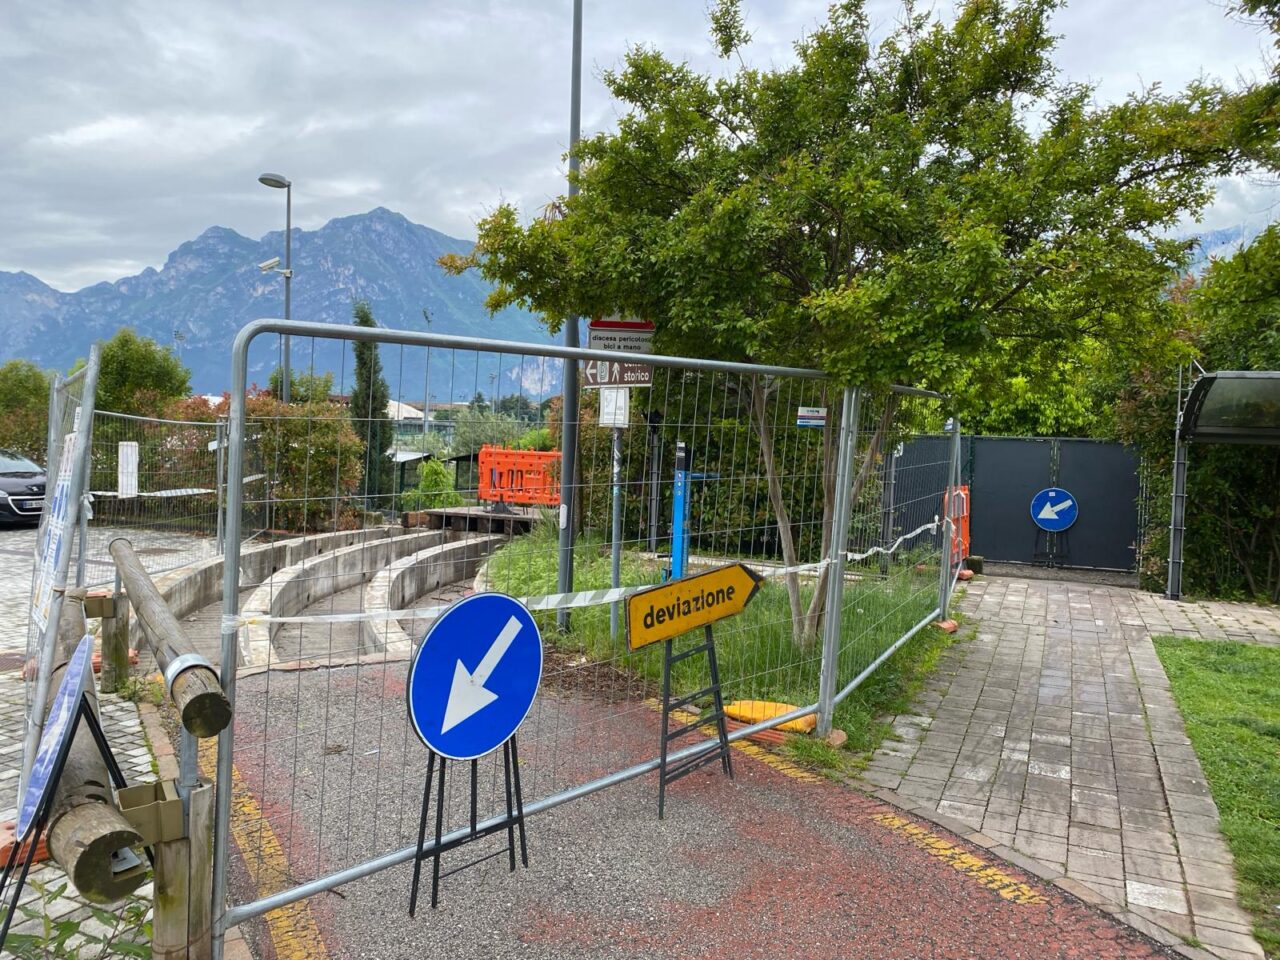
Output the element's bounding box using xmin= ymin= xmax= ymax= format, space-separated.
xmin=258 ymin=172 xmax=293 ymax=402
xmin=557 ymin=0 xmax=584 ymax=631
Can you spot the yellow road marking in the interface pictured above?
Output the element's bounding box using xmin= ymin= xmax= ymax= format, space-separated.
xmin=199 ymin=741 xmax=330 ymax=960
xmin=872 ymin=812 xmax=1046 ymax=904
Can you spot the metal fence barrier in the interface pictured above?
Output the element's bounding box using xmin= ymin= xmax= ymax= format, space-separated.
xmin=210 ymin=319 xmax=958 ymax=959
xmin=78 ymin=410 xmax=224 ymax=587
xmin=20 ymin=347 xmax=101 ymax=802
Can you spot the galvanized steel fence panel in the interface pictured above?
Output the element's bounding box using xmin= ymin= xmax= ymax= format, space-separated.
xmin=211 ymin=320 xmax=954 ymax=956
xmin=20 ymin=348 xmax=101 ymax=798
xmin=77 ymin=410 xmax=224 ymax=586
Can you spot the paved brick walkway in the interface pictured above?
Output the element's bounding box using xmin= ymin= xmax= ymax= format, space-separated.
xmin=0 ymin=525 xmax=216 ymax=658
xmin=0 ymin=670 xmax=159 ymax=950
xmin=861 ymin=576 xmax=1271 ymax=960
xmin=0 ymin=525 xmax=176 ymax=952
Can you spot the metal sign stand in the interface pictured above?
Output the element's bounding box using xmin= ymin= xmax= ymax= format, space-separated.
xmin=408 ymin=738 xmax=529 ymax=916
xmin=1032 ymin=529 xmax=1070 ymax=567
xmin=657 ymin=626 xmax=733 ymax=819
xmin=0 ymin=696 xmax=136 ymax=951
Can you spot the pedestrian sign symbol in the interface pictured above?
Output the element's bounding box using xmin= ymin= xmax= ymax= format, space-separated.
xmin=1030 ymin=487 xmax=1078 ymax=532
xmin=406 ymin=593 xmax=542 ymax=761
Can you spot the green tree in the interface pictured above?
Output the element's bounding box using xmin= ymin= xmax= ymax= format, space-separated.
xmin=401 ymin=458 xmax=465 ymax=512
xmin=0 ymin=360 xmax=51 ymax=461
xmin=268 ymin=368 xmax=334 ymax=404
xmin=447 ymin=0 xmax=1274 ymax=643
xmin=350 ymin=301 xmax=394 ymax=507
xmin=495 ymin=393 xmax=539 ymax=423
xmin=1117 ymin=229 xmax=1280 ymax=601
xmin=452 ymin=409 xmax=524 ymax=456
xmin=88 ymin=328 xmax=191 ymax=417
xmin=248 ymin=393 xmax=364 ymax=532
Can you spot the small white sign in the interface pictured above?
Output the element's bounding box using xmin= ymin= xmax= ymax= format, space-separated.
xmin=118 ymin=441 xmax=139 ymax=499
xmin=598 ymin=387 xmax=630 ymax=428
xmin=587 ymin=316 xmax=655 ymax=354
xmin=796 ymin=406 xmax=828 ymax=428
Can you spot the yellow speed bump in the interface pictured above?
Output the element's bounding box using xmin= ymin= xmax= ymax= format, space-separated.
xmin=625 ymin=563 xmax=763 ymax=650
xmin=723 ymin=700 xmax=817 ymax=734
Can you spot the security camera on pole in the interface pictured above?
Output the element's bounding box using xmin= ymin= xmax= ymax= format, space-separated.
xmin=257 ymin=172 xmax=293 ymax=403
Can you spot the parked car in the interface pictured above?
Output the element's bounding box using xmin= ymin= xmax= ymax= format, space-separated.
xmin=0 ymin=450 xmax=46 ymax=526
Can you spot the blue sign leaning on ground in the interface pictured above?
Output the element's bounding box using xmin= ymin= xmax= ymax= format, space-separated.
xmin=1030 ymin=487 xmax=1079 ymax=533
xmin=17 ymin=634 xmax=94 ymax=837
xmin=406 ymin=593 xmax=542 ymax=761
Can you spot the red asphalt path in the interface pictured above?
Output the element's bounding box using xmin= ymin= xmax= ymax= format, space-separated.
xmin=224 ymin=669 xmax=1174 ymax=960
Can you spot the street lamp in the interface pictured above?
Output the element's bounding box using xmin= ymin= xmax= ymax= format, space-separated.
xmin=258 ymin=172 xmax=293 ymax=402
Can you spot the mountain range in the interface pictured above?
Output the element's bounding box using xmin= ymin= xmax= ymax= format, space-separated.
xmin=0 ymin=210 xmax=1265 ymax=397
xmin=0 ymin=207 xmax=555 ymax=397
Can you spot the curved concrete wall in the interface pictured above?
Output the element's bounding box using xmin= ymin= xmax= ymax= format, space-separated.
xmin=133 ymin=527 xmax=407 ymax=656
xmin=238 ymin=530 xmax=453 ymax=665
xmin=361 ymin=534 xmax=506 ymax=655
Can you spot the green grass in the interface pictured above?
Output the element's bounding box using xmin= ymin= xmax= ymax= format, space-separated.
xmin=489 ymin=521 xmax=951 ymax=772
xmin=1154 ymin=637 xmax=1280 ymax=958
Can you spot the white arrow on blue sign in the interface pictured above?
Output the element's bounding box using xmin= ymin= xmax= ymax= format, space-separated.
xmin=1030 ymin=487 xmax=1079 ymax=533
xmin=17 ymin=634 xmax=94 ymax=837
xmin=406 ymin=593 xmax=542 ymax=761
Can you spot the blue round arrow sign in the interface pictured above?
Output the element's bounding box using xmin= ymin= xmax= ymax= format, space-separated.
xmin=406 ymin=593 xmax=542 ymax=761
xmin=1030 ymin=487 xmax=1079 ymax=532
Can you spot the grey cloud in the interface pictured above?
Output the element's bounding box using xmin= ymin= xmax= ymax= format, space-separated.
xmin=2 ymin=0 xmax=1275 ymax=291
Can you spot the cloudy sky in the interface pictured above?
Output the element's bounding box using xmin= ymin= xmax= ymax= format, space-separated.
xmin=4 ymin=0 xmax=1276 ymax=291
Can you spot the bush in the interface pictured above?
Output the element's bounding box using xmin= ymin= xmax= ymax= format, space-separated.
xmin=401 ymin=458 xmax=464 ymax=512
xmin=246 ymin=394 xmax=365 ymax=532
xmin=0 ymin=359 xmax=52 ymax=463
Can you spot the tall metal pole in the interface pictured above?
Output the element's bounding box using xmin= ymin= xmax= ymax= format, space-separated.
xmin=1167 ymin=365 xmax=1189 ymax=600
xmin=259 ymin=172 xmax=293 ymax=403
xmin=817 ymin=387 xmax=861 ymax=737
xmin=282 ymin=183 xmax=292 ymax=404
xmin=556 ymin=0 xmax=584 ymax=631
xmin=647 ymin=413 xmax=662 ymax=552
xmin=215 ymin=418 xmax=226 ymax=554
xmin=609 ymin=426 xmax=622 ymax=639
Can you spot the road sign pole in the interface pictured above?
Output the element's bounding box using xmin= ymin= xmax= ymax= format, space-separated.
xmin=817 ymin=387 xmax=860 ymax=738
xmin=610 ymin=426 xmax=623 ymax=641
xmin=670 ymin=442 xmax=688 ymax=580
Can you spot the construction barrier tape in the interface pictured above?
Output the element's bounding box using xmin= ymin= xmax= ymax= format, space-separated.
xmin=220 ymin=517 xmax=948 ymax=630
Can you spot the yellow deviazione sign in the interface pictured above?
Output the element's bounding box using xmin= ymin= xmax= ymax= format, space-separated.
xmin=626 ymin=563 xmax=763 ymax=650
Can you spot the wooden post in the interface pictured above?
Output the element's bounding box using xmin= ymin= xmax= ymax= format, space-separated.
xmin=150 ymin=781 xmax=213 ymax=960
xmin=44 ymin=587 xmax=148 ymax=904
xmin=100 ymin=593 xmax=130 ymax=694
xmin=186 ymin=781 xmax=214 ymax=960
xmin=107 ymin=538 xmax=231 ymax=739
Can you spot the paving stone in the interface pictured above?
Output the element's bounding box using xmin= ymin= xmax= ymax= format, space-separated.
xmin=879 ymin=576 xmax=1271 ymax=960
xmin=1126 ymin=880 xmax=1189 ymax=915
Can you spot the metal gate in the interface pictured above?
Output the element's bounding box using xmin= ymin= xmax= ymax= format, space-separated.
xmin=960 ymin=436 xmax=1140 ymax=571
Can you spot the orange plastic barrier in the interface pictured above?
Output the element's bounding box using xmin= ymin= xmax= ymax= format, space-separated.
xmin=478 ymin=445 xmax=561 ymax=507
xmin=944 ymin=485 xmax=970 ymax=563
